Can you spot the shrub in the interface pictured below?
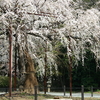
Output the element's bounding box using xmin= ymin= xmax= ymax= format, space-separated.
xmin=0 ymin=76 xmax=9 ymax=88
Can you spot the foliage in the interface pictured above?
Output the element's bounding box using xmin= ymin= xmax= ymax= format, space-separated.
xmin=51 ymin=45 xmax=69 ymax=87
xmin=0 ymin=0 xmax=100 ymax=89
xmin=73 ymin=50 xmax=99 ymax=89
xmin=0 ymin=76 xmax=9 ymax=88
xmin=0 ymin=76 xmax=16 ymax=88
xmin=51 ymin=48 xmax=100 ymax=89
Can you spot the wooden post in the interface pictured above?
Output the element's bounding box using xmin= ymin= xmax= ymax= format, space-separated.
xmin=34 ymin=86 xmax=37 ymax=100
xmin=64 ymin=85 xmax=66 ymax=96
xmin=81 ymin=85 xmax=84 ymax=100
xmin=91 ymin=86 xmax=93 ymax=97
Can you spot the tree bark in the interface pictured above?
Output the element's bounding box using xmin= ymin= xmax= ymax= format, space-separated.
xmin=24 ymin=51 xmax=38 ymax=94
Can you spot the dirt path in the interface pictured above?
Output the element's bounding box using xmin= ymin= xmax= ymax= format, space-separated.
xmin=12 ymin=97 xmax=32 ymax=100
xmin=0 ymin=97 xmax=33 ymax=100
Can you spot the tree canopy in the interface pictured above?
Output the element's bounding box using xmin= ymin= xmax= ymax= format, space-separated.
xmin=0 ymin=0 xmax=100 ymax=81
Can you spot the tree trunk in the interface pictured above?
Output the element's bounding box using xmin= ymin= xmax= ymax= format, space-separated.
xmin=24 ymin=51 xmax=38 ymax=94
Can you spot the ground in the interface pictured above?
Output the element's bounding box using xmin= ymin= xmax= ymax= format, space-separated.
xmin=1 ymin=96 xmax=100 ymax=100
xmin=0 ymin=92 xmax=100 ymax=100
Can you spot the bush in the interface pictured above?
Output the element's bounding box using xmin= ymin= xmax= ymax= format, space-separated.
xmin=0 ymin=76 xmax=9 ymax=88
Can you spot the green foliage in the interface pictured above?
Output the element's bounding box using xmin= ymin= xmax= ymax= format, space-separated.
xmin=51 ymin=45 xmax=100 ymax=90
xmin=0 ymin=76 xmax=15 ymax=88
xmin=51 ymin=44 xmax=70 ymax=87
xmin=73 ymin=49 xmax=99 ymax=89
xmin=0 ymin=76 xmax=9 ymax=88
xmin=52 ymin=47 xmax=100 ymax=89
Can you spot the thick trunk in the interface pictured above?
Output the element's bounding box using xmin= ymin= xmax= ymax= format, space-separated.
xmin=24 ymin=51 xmax=38 ymax=94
